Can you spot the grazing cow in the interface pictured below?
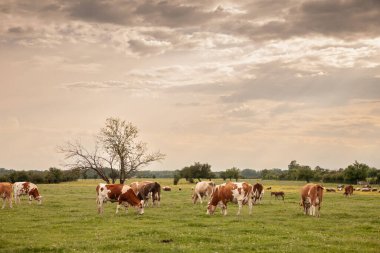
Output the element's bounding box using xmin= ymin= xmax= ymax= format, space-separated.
xmin=207 ymin=181 xmax=253 ymax=216
xmin=13 ymin=182 xmax=42 ymax=205
xmin=326 ymin=188 xmax=336 ymax=192
xmin=252 ymin=183 xmax=264 ymax=204
xmin=96 ymin=183 xmax=144 ymax=215
xmin=355 ymin=188 xmax=361 ymax=191
xmin=343 ymin=185 xmax=354 ymax=197
xmin=162 ymin=186 xmax=171 ymax=191
xmin=361 ymin=188 xmax=371 ymax=192
xmin=371 ymin=188 xmax=378 ymax=192
xmin=271 ymin=191 xmax=285 ymax=200
xmin=130 ymin=181 xmax=161 ymax=207
xmin=300 ymin=184 xmax=324 ymax=217
xmin=192 ymin=181 xmax=215 ymax=204
xmin=0 ymin=182 xmax=13 ymax=209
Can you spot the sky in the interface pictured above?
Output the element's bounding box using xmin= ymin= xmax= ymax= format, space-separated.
xmin=1 ymin=0 xmax=380 ymax=172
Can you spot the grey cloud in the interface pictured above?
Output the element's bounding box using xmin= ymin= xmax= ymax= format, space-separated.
xmin=67 ymin=0 xmax=136 ymax=25
xmin=218 ymin=0 xmax=380 ymax=41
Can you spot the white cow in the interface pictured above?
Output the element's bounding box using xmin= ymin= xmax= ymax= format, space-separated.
xmin=13 ymin=182 xmax=42 ymax=204
xmin=192 ymin=181 xmax=215 ymax=204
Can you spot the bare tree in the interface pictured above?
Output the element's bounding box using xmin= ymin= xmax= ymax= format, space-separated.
xmin=58 ymin=118 xmax=165 ymax=184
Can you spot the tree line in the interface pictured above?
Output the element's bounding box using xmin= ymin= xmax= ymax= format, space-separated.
xmin=172 ymin=160 xmax=380 ymax=185
xmin=0 ymin=167 xmax=81 ymax=184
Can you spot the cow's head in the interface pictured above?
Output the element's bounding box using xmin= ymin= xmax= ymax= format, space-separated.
xmin=206 ymin=202 xmax=216 ymax=215
xmin=36 ymin=195 xmax=43 ymax=204
xmin=137 ymin=200 xmax=144 ymax=215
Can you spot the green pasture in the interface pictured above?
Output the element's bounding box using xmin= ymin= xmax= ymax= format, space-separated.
xmin=0 ymin=179 xmax=379 ymax=253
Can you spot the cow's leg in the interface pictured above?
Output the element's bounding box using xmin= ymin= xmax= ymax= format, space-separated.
xmin=96 ymin=197 xmax=104 ymax=214
xmin=248 ymin=198 xmax=253 ymax=215
xmin=1 ymin=197 xmax=5 ymax=209
xmin=236 ymin=200 xmax=243 ymax=215
xmin=222 ymin=204 xmax=227 ymax=216
xmin=28 ymin=195 xmax=32 ymax=205
xmin=8 ymin=197 xmax=12 ymax=208
xmin=197 ymin=193 xmax=203 ymax=204
xmin=116 ymin=204 xmax=120 ymax=214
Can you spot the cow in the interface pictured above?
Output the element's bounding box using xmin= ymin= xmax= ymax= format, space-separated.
xmin=96 ymin=183 xmax=144 ymax=215
xmin=361 ymin=188 xmax=371 ymax=192
xmin=0 ymin=182 xmax=13 ymax=209
xmin=207 ymin=181 xmax=253 ymax=216
xmin=130 ymin=181 xmax=161 ymax=207
xmin=271 ymin=191 xmax=285 ymax=200
xmin=300 ymin=183 xmax=324 ymax=217
xmin=192 ymin=181 xmax=215 ymax=204
xmin=252 ymin=183 xmax=264 ymax=204
xmin=13 ymin=182 xmax=42 ymax=205
xmin=326 ymin=188 xmax=336 ymax=192
xmin=162 ymin=186 xmax=171 ymax=191
xmin=343 ymin=185 xmax=354 ymax=197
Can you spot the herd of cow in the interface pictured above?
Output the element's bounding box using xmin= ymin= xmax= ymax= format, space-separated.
xmin=0 ymin=180 xmax=377 ymax=218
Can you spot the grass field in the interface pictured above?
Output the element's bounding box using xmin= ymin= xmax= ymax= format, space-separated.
xmin=1 ymin=179 xmax=379 ymax=253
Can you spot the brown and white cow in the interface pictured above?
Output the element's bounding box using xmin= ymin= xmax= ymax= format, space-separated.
xmin=0 ymin=182 xmax=13 ymax=209
xmin=207 ymin=181 xmax=253 ymax=216
xmin=130 ymin=181 xmax=161 ymax=207
xmin=96 ymin=183 xmax=144 ymax=215
xmin=13 ymin=182 xmax=42 ymax=204
xmin=300 ymin=183 xmax=324 ymax=217
xmin=343 ymin=185 xmax=354 ymax=197
xmin=252 ymin=183 xmax=264 ymax=204
xmin=192 ymin=181 xmax=215 ymax=204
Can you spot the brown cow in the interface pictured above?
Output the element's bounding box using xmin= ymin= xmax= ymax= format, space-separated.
xmin=271 ymin=191 xmax=285 ymax=200
xmin=0 ymin=182 xmax=13 ymax=209
xmin=300 ymin=183 xmax=324 ymax=217
xmin=96 ymin=183 xmax=144 ymax=215
xmin=207 ymin=182 xmax=253 ymax=216
xmin=130 ymin=181 xmax=161 ymax=207
xmin=343 ymin=185 xmax=354 ymax=197
xmin=252 ymin=183 xmax=264 ymax=204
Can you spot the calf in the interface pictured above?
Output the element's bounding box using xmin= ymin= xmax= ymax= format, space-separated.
xmin=343 ymin=185 xmax=354 ymax=197
xmin=0 ymin=182 xmax=13 ymax=209
xmin=300 ymin=183 xmax=324 ymax=217
xmin=207 ymin=181 xmax=253 ymax=216
xmin=162 ymin=186 xmax=171 ymax=191
xmin=271 ymin=191 xmax=285 ymax=200
xmin=13 ymin=182 xmax=42 ymax=204
xmin=96 ymin=183 xmax=144 ymax=215
xmin=192 ymin=181 xmax=215 ymax=204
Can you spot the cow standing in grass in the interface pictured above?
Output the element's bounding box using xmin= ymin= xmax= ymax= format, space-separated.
xmin=96 ymin=183 xmax=144 ymax=215
xmin=192 ymin=181 xmax=215 ymax=204
xmin=130 ymin=181 xmax=161 ymax=207
xmin=300 ymin=183 xmax=324 ymax=217
xmin=0 ymin=182 xmax=13 ymax=209
xmin=207 ymin=181 xmax=253 ymax=216
xmin=344 ymin=185 xmax=354 ymax=197
xmin=13 ymin=182 xmax=42 ymax=205
xmin=252 ymin=183 xmax=264 ymax=204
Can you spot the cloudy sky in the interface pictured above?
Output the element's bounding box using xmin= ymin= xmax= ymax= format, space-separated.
xmin=1 ymin=0 xmax=380 ymax=172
